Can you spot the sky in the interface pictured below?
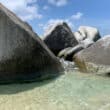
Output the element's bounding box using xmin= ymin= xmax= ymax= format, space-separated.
xmin=0 ymin=0 xmax=110 ymax=37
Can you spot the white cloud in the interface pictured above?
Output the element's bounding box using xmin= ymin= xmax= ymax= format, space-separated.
xmin=43 ymin=19 xmax=74 ymax=36
xmin=42 ymin=12 xmax=84 ymax=35
xmin=43 ymin=19 xmax=63 ymax=30
xmin=43 ymin=5 xmax=49 ymax=10
xmin=48 ymin=0 xmax=68 ymax=7
xmin=0 ymin=0 xmax=42 ymax=21
xmin=71 ymin=12 xmax=83 ymax=20
xmin=43 ymin=19 xmax=64 ymax=36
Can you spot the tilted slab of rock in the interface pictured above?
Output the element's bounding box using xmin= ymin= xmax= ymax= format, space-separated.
xmin=43 ymin=22 xmax=78 ymax=55
xmin=58 ymin=45 xmax=84 ymax=61
xmin=0 ymin=3 xmax=63 ymax=84
xmin=74 ymin=35 xmax=110 ymax=75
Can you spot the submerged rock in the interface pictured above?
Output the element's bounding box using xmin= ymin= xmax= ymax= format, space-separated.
xmin=43 ymin=22 xmax=78 ymax=55
xmin=74 ymin=35 xmax=110 ymax=75
xmin=0 ymin=3 xmax=63 ymax=84
xmin=60 ymin=58 xmax=77 ymax=71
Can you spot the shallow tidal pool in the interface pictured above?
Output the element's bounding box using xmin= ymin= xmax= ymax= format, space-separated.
xmin=0 ymin=71 xmax=110 ymax=110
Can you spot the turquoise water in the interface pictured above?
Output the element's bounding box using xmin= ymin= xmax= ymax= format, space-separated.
xmin=0 ymin=71 xmax=110 ymax=110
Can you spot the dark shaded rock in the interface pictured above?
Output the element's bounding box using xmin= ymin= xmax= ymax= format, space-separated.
xmin=0 ymin=3 xmax=63 ymax=84
xmin=74 ymin=35 xmax=110 ymax=75
xmin=43 ymin=22 xmax=78 ymax=55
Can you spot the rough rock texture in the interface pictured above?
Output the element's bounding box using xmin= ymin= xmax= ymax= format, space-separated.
xmin=43 ymin=22 xmax=78 ymax=55
xmin=74 ymin=35 xmax=110 ymax=75
xmin=75 ymin=26 xmax=101 ymax=43
xmin=0 ymin=3 xmax=63 ymax=84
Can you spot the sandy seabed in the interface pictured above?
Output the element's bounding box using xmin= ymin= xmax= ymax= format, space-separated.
xmin=0 ymin=71 xmax=110 ymax=110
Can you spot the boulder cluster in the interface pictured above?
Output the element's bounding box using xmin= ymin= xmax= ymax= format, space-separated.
xmin=43 ymin=19 xmax=110 ymax=75
xmin=0 ymin=3 xmax=110 ymax=84
xmin=44 ymin=23 xmax=101 ymax=61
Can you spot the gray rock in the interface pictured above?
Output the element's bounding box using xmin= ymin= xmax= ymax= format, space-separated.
xmin=74 ymin=35 xmax=110 ymax=75
xmin=0 ymin=3 xmax=63 ymax=84
xmin=43 ymin=22 xmax=78 ymax=55
xmin=58 ymin=45 xmax=84 ymax=61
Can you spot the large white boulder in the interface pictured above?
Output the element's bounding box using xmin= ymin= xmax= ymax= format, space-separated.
xmin=74 ymin=26 xmax=101 ymax=43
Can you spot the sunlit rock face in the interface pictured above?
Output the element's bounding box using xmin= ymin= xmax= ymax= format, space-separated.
xmin=0 ymin=3 xmax=63 ymax=84
xmin=43 ymin=22 xmax=78 ymax=55
xmin=74 ymin=35 xmax=110 ymax=75
xmin=74 ymin=26 xmax=101 ymax=51
xmin=74 ymin=26 xmax=101 ymax=43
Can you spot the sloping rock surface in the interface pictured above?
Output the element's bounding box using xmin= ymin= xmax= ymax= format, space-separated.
xmin=0 ymin=3 xmax=63 ymax=83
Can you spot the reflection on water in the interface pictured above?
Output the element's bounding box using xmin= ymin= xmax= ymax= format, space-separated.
xmin=0 ymin=71 xmax=110 ymax=110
